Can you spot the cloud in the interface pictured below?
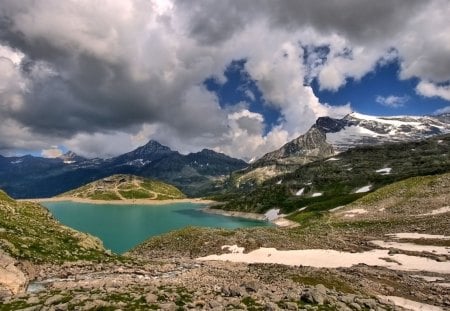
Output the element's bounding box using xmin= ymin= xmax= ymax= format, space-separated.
xmin=0 ymin=0 xmax=448 ymax=160
xmin=416 ymin=81 xmax=450 ymax=101
xmin=41 ymin=146 xmax=63 ymax=158
xmin=376 ymin=95 xmax=409 ymax=108
xmin=434 ymin=106 xmax=450 ymax=115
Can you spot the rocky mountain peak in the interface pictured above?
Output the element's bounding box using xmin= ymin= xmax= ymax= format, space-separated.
xmin=58 ymin=151 xmax=86 ymax=164
xmin=253 ymin=126 xmax=334 ymax=167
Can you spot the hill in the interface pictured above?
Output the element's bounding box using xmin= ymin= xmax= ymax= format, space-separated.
xmin=0 ymin=141 xmax=247 ymax=199
xmin=61 ymin=174 xmax=186 ymax=201
xmin=217 ymin=133 xmax=450 ymax=215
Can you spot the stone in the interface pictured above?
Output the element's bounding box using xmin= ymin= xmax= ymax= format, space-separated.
xmin=44 ymin=294 xmax=65 ymax=306
xmin=284 ymin=301 xmax=298 ymax=310
xmin=26 ymin=296 xmax=40 ymax=304
xmin=144 ymin=293 xmax=158 ymax=304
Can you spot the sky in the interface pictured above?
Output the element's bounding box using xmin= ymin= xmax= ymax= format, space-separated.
xmin=0 ymin=0 xmax=449 ymax=161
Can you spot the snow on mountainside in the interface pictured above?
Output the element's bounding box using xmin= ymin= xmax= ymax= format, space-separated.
xmin=233 ymin=112 xmax=450 ymax=186
xmin=319 ymin=112 xmax=450 ymax=152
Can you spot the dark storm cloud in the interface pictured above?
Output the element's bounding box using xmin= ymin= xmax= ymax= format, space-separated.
xmin=0 ymin=0 xmax=448 ymax=158
xmin=175 ymin=0 xmax=425 ymax=45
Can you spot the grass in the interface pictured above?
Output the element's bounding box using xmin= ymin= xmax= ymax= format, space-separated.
xmin=217 ymin=134 xmax=450 ymax=217
xmin=0 ymin=190 xmax=109 ymax=263
xmin=62 ymin=174 xmax=185 ymax=201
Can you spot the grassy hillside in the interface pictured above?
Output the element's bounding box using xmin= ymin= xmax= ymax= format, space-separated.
xmin=62 ymin=174 xmax=186 ymax=200
xmin=0 ymin=190 xmax=107 ymax=263
xmin=216 ymin=134 xmax=450 ymax=214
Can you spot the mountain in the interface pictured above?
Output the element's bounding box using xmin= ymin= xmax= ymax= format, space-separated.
xmin=218 ymin=133 xmax=450 ymax=214
xmin=58 ymin=151 xmax=86 ymax=164
xmin=234 ymin=112 xmax=450 ymax=186
xmin=0 ymin=141 xmax=247 ymax=199
xmin=253 ymin=126 xmax=334 ymax=166
xmin=319 ymin=112 xmax=450 ymax=152
xmin=61 ymin=174 xmax=185 ymax=200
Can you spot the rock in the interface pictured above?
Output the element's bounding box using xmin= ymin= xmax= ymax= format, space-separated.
xmin=243 ymin=280 xmax=260 ymax=293
xmin=144 ymin=293 xmax=158 ymax=304
xmin=44 ymin=294 xmax=65 ymax=306
xmin=355 ymin=298 xmax=377 ymax=309
xmin=349 ymin=302 xmax=362 ymax=310
xmin=436 ymin=256 xmax=447 ymax=262
xmin=208 ymin=300 xmax=222 ymax=308
xmin=0 ymin=251 xmax=27 ymax=296
xmin=300 ymin=287 xmax=326 ymax=305
xmin=26 ymin=296 xmax=40 ymax=304
xmin=159 ymin=302 xmax=177 ymax=310
xmin=264 ymin=302 xmax=281 ymax=311
xmin=284 ymin=301 xmax=298 ymax=310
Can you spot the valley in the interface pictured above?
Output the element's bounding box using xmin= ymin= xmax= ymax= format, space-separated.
xmin=0 ymin=113 xmax=449 ymax=310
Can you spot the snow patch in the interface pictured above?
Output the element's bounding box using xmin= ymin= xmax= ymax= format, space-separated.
xmin=371 ymin=240 xmax=450 ymax=255
xmin=326 ymin=157 xmax=340 ymax=161
xmin=221 ymin=245 xmax=244 ymax=254
xmin=329 ymin=206 xmax=345 ymax=212
xmin=343 ymin=209 xmax=367 ymax=218
xmin=276 ymin=180 xmax=282 ymax=185
xmin=375 ymin=167 xmax=392 ymax=174
xmin=295 ymin=188 xmax=304 ymax=196
xmin=386 ymin=233 xmax=450 ymax=240
xmin=264 ymin=209 xmax=282 ymax=221
xmin=198 ymin=247 xmax=450 ymax=273
xmin=311 ymin=192 xmax=323 ymax=197
xmin=378 ymin=295 xmax=443 ymax=311
xmin=355 ymin=185 xmax=371 ymax=193
xmin=420 ymin=206 xmax=450 ymax=216
xmin=411 ymin=275 xmax=445 ymax=282
xmin=64 ymin=160 xmax=76 ymax=164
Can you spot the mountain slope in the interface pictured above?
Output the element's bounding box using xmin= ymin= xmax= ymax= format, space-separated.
xmin=219 ymin=133 xmax=450 ymax=214
xmin=234 ymin=112 xmax=450 ymax=186
xmin=0 ymin=191 xmax=107 ymax=264
xmin=0 ymin=141 xmax=247 ymax=198
xmin=62 ymin=174 xmax=185 ymax=200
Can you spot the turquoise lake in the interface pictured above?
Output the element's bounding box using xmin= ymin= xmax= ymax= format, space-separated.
xmin=43 ymin=201 xmax=268 ymax=254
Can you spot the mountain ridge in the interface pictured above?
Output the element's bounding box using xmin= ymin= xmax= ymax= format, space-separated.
xmin=0 ymin=140 xmax=247 ymax=198
xmin=233 ymin=112 xmax=450 ymax=186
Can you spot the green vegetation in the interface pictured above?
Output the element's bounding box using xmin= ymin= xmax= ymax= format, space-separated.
xmin=62 ymin=174 xmax=185 ymax=201
xmin=0 ymin=190 xmax=108 ymax=263
xmin=216 ymin=134 xmax=450 ymax=217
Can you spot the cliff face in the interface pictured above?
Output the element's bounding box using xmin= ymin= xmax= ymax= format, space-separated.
xmin=253 ymin=126 xmax=334 ymax=167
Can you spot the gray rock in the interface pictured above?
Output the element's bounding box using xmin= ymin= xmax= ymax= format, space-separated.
xmin=44 ymin=294 xmax=65 ymax=306
xmin=158 ymin=302 xmax=177 ymax=310
xmin=144 ymin=293 xmax=158 ymax=304
xmin=284 ymin=301 xmax=298 ymax=310
xmin=264 ymin=302 xmax=280 ymax=311
xmin=26 ymin=296 xmax=40 ymax=304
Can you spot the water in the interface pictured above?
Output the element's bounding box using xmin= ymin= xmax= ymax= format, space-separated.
xmin=43 ymin=201 xmax=268 ymax=254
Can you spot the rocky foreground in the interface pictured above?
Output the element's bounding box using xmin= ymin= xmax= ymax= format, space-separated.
xmin=1 ymin=173 xmax=450 ymax=310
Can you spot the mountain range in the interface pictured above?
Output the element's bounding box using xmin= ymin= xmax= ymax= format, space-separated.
xmin=235 ymin=112 xmax=450 ymax=186
xmin=1 ymin=112 xmax=449 ymax=199
xmin=0 ymin=141 xmax=247 ymax=198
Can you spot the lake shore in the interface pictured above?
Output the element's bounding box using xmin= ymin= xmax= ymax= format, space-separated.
xmin=203 ymin=207 xmax=299 ymax=228
xmin=20 ymin=196 xmax=217 ymax=206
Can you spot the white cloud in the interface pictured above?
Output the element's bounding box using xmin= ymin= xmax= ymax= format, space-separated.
xmin=416 ymin=81 xmax=450 ymax=101
xmin=0 ymin=0 xmax=448 ymax=161
xmin=376 ymin=95 xmax=409 ymax=108
xmin=434 ymin=106 xmax=450 ymax=115
xmin=41 ymin=146 xmax=63 ymax=158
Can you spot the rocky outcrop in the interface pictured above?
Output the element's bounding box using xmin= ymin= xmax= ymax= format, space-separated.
xmin=253 ymin=126 xmax=334 ymax=167
xmin=0 ymin=251 xmax=27 ymax=297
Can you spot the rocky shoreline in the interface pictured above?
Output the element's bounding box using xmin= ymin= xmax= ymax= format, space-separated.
xmin=202 ymin=207 xmax=299 ymax=228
